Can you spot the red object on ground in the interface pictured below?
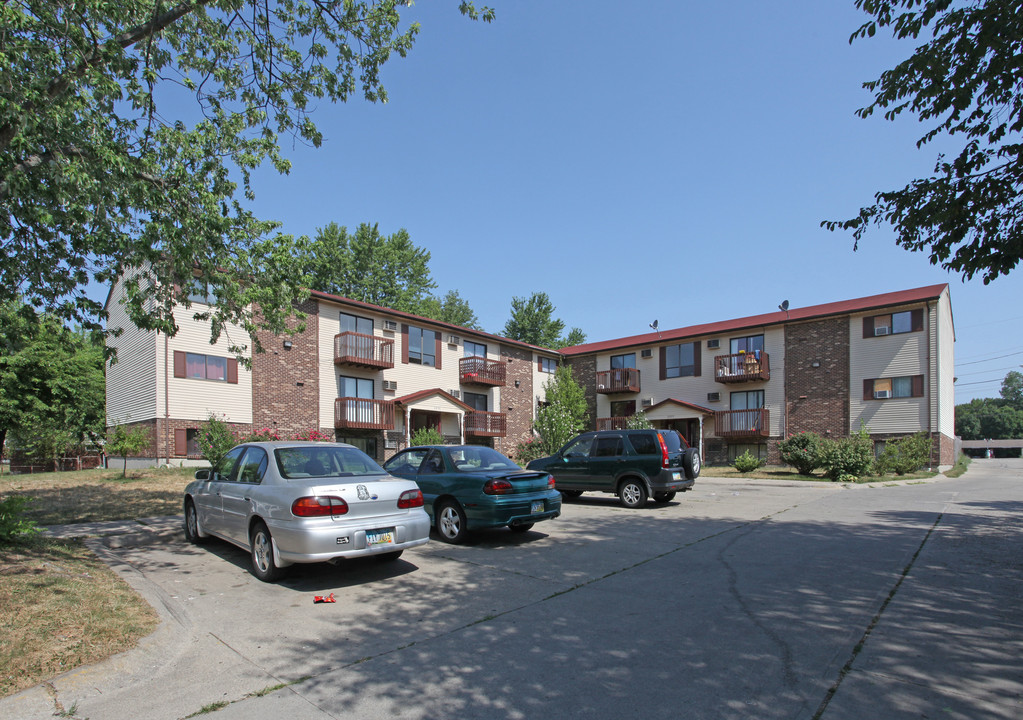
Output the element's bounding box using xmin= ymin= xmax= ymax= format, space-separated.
xmin=313 ymin=593 xmax=336 ymax=604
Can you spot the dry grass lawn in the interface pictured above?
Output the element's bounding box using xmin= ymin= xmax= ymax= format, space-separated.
xmin=0 ymin=465 xmax=197 ymax=698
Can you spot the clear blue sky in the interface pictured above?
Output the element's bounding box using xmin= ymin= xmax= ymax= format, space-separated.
xmin=217 ymin=1 xmax=1022 ymax=404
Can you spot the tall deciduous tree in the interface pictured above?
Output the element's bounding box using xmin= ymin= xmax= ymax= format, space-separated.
xmin=533 ymin=365 xmax=588 ymax=456
xmin=823 ymin=0 xmax=1023 ymax=283
xmin=305 ymin=222 xmax=437 ymax=312
xmin=419 ymin=290 xmax=483 ymax=330
xmin=502 ymin=292 xmax=586 ymax=349
xmin=0 ymin=1 xmax=492 ymax=350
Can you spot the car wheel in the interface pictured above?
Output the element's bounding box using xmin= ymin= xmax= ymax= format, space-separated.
xmin=250 ymin=521 xmax=284 ymax=582
xmin=375 ymin=550 xmax=403 ymax=562
xmin=683 ymin=449 xmax=701 ymax=480
xmin=653 ymin=491 xmax=677 ymax=503
xmin=559 ymin=490 xmax=583 ymax=500
xmin=183 ymin=499 xmax=207 ymax=544
xmin=435 ymin=501 xmax=468 ymax=544
xmin=619 ymin=479 xmax=648 ymax=508
xmin=509 ymin=523 xmax=534 ymax=533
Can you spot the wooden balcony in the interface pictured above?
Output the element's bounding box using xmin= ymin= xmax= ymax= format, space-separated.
xmin=334 ymin=398 xmax=395 ymax=430
xmin=714 ymin=352 xmax=770 ymax=384
xmin=459 ymin=356 xmax=506 ymax=387
xmin=465 ymin=411 xmax=507 ymax=437
xmin=596 ymin=368 xmax=641 ymax=394
xmin=334 ymin=332 xmax=394 ymax=369
xmin=596 ymin=416 xmax=630 ymax=431
xmin=715 ymin=408 xmax=770 ymax=438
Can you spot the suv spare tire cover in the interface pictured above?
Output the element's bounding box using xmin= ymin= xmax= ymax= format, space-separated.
xmin=683 ymin=448 xmax=701 ymax=480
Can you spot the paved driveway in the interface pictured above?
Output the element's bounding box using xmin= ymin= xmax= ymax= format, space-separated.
xmin=4 ymin=461 xmax=1022 ymax=720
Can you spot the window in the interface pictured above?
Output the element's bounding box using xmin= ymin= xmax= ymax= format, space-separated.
xmin=610 ymin=400 xmax=636 ymax=418
xmin=339 ymin=375 xmax=375 ymax=424
xmin=186 ymin=278 xmax=213 ymax=305
xmin=730 ymin=334 xmax=764 ymax=355
xmin=463 ymin=391 xmax=488 ymax=412
xmin=611 ymin=353 xmax=636 ymax=369
xmin=406 ymin=325 xmax=437 ymax=366
xmin=185 ymin=429 xmax=201 ymax=457
xmin=592 ymin=436 xmax=624 ymax=457
xmin=863 ymin=309 xmax=923 ymax=337
xmin=728 ymin=443 xmax=768 ymax=463
xmin=340 ymin=312 xmax=373 ymax=335
xmin=337 ymin=434 xmax=378 ymax=459
xmin=236 ymin=447 xmax=268 ymax=484
xmin=464 ymin=340 xmax=487 ymax=358
xmin=538 ymin=357 xmax=556 ymax=373
xmin=730 ymin=390 xmax=765 ymax=432
xmin=662 ymin=342 xmax=700 ymax=379
xmin=864 ymin=376 xmax=924 ymax=400
xmin=174 ymin=351 xmax=237 ymax=383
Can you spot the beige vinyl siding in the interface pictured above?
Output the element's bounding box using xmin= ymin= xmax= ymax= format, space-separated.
xmin=849 ymin=309 xmax=928 ymax=434
xmin=105 ymin=274 xmax=158 ymax=425
xmin=935 ymin=288 xmax=955 ymax=438
xmin=162 ymin=304 xmax=252 ymax=424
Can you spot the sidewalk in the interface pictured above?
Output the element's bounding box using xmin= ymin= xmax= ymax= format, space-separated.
xmin=42 ymin=515 xmax=185 ymax=548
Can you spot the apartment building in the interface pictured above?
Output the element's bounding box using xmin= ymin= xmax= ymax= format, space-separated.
xmin=560 ymin=284 xmax=956 ymax=468
xmin=105 ymin=281 xmax=561 ymax=466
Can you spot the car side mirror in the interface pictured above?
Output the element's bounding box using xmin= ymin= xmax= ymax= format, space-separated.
xmin=194 ymin=468 xmax=211 ymax=481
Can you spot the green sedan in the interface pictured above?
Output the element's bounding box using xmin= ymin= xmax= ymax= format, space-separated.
xmin=383 ymin=445 xmax=562 ymax=544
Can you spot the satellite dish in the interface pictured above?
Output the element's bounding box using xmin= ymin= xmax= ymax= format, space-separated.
xmin=650 ymin=320 xmax=659 ymax=331
xmin=778 ymin=300 xmax=789 ymax=312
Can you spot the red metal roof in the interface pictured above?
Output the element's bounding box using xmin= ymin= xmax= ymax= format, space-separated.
xmin=561 ymin=284 xmax=950 ymax=356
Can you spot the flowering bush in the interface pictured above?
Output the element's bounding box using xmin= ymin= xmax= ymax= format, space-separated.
xmin=196 ymin=414 xmax=238 ymax=469
xmin=292 ymin=429 xmax=333 ymax=442
xmin=240 ymin=427 xmax=281 ymax=443
xmin=514 ymin=436 xmax=547 ymax=465
xmin=778 ymin=432 xmax=823 ymax=475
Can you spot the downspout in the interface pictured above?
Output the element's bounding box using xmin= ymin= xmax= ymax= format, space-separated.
xmin=164 ymin=332 xmax=170 ymax=466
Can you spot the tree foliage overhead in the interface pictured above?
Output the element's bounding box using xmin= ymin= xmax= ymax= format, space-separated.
xmin=823 ymin=0 xmax=1023 ymax=283
xmin=0 ymin=1 xmax=492 ymax=349
xmin=419 ymin=289 xmax=483 ymax=330
xmin=502 ymin=292 xmax=586 ymax=350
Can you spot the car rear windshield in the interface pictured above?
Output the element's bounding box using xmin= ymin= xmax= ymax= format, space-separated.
xmin=657 ymin=431 xmax=683 ymax=453
xmin=275 ymin=446 xmax=386 ymax=479
xmin=446 ymin=446 xmax=520 ymax=472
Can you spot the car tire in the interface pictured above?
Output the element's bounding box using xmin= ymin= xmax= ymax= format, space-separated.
xmin=683 ymin=449 xmax=701 ymax=480
xmin=559 ymin=490 xmax=583 ymax=500
xmin=250 ymin=521 xmax=284 ymax=582
xmin=509 ymin=523 xmax=534 ymax=533
xmin=375 ymin=550 xmax=403 ymax=562
xmin=653 ymin=491 xmax=677 ymax=503
xmin=435 ymin=501 xmax=468 ymax=544
xmin=183 ymin=499 xmax=207 ymax=544
xmin=618 ymin=479 xmax=648 ymax=508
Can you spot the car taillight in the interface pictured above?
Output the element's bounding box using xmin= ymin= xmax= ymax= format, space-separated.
xmin=483 ymin=479 xmax=514 ymax=495
xmin=398 ymin=488 xmax=424 ymax=509
xmin=547 ymin=474 xmax=556 ymax=490
xmin=657 ymin=433 xmax=671 ymax=469
xmin=292 ymin=496 xmax=348 ymax=517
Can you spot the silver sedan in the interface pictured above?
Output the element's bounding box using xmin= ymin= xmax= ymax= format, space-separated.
xmin=183 ymin=441 xmax=431 ymax=582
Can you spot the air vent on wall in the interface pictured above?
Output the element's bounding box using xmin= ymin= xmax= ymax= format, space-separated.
xmin=382 ymin=380 xmax=398 ymax=391
xmin=383 ymin=320 xmax=398 ymax=332
xmin=707 ymin=392 xmax=720 ymax=402
xmin=640 ymin=348 xmax=653 ymax=358
xmin=641 ymin=398 xmax=653 ymax=407
xmin=707 ymin=339 xmax=720 ymax=349
xmin=449 ymin=389 xmax=461 ymax=399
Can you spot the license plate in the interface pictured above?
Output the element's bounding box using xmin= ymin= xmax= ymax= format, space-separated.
xmin=531 ymin=500 xmax=544 ymax=514
xmin=672 ymin=472 xmax=681 ymax=481
xmin=366 ymin=528 xmax=395 ymax=546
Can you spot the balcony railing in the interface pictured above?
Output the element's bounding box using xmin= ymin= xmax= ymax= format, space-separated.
xmin=714 ymin=352 xmax=770 ymax=384
xmin=715 ymin=408 xmax=770 ymax=438
xmin=596 ymin=368 xmax=641 ymax=394
xmin=459 ymin=356 xmax=506 ymax=387
xmin=465 ymin=411 xmax=507 ymax=437
xmin=334 ymin=332 xmax=394 ymax=369
xmin=596 ymin=416 xmax=630 ymax=431
xmin=334 ymin=398 xmax=395 ymax=430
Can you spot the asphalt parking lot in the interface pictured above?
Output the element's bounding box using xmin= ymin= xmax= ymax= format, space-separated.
xmin=4 ymin=461 xmax=1022 ymax=720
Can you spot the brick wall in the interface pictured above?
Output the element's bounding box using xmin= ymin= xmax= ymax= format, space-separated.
xmin=251 ymin=299 xmax=324 ymax=440
xmin=498 ymin=345 xmax=535 ymax=455
xmin=784 ymin=318 xmax=850 ymax=441
xmin=566 ymin=356 xmax=598 ymax=430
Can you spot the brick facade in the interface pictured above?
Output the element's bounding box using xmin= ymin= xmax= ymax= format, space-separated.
xmin=497 ymin=344 xmax=536 ymax=456
xmin=784 ymin=318 xmax=851 ymax=441
xmin=566 ymin=356 xmax=598 ymax=430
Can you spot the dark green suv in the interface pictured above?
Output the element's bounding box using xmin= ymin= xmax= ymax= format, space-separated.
xmin=526 ymin=429 xmax=700 ymax=508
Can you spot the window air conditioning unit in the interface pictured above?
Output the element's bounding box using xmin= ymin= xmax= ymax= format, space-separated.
xmin=641 ymin=398 xmax=653 ymax=408
xmin=707 ymin=339 xmax=720 ymax=349
xmin=874 ymin=390 xmax=891 ymax=399
xmin=383 ymin=320 xmax=398 ymax=332
xmin=874 ymin=326 xmax=890 ymax=336
xmin=447 ymin=335 xmax=461 ymax=346
xmin=382 ymin=380 xmax=398 ymax=391
xmin=384 ymin=437 xmax=397 ymax=449
xmin=707 ymin=392 xmax=721 ymax=402
xmin=641 ymin=348 xmax=653 ymax=359
xmin=449 ymin=389 xmax=461 ymax=399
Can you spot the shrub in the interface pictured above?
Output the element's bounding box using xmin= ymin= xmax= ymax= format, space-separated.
xmin=875 ymin=433 xmax=932 ymax=475
xmin=625 ymin=413 xmax=653 ymax=429
xmin=0 ymin=496 xmax=39 ymax=544
xmin=240 ymin=427 xmax=282 ymax=443
xmin=733 ymin=450 xmax=762 ymax=473
xmin=818 ymin=429 xmax=874 ymax=481
xmin=514 ymin=436 xmax=547 ymax=465
xmin=292 ymin=429 xmax=333 ymax=442
xmin=410 ymin=427 xmax=444 ymax=447
xmin=778 ymin=432 xmax=823 ymax=475
xmin=196 ymin=414 xmax=238 ymax=469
